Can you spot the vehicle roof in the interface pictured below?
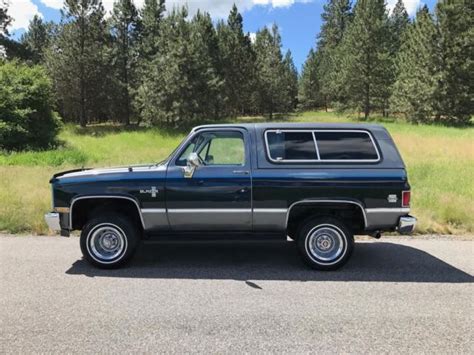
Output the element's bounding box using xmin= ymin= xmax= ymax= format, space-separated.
xmin=193 ymin=122 xmax=387 ymax=132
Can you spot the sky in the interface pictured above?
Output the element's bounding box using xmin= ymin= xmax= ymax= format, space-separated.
xmin=7 ymin=0 xmax=436 ymax=71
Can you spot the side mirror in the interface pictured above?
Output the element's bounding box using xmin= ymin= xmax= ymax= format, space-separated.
xmin=183 ymin=152 xmax=201 ymax=178
xmin=187 ymin=152 xmax=201 ymax=168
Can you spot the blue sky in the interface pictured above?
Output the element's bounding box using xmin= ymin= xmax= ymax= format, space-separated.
xmin=8 ymin=0 xmax=437 ymax=71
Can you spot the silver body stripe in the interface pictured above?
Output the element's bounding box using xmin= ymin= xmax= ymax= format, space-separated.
xmin=168 ymin=208 xmax=252 ymax=213
xmin=365 ymin=208 xmax=410 ymax=213
xmin=141 ymin=208 xmax=166 ymax=213
xmin=253 ymin=208 xmax=288 ymax=213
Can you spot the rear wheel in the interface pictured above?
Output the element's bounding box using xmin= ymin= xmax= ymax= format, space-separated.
xmin=297 ymin=217 xmax=354 ymax=270
xmin=80 ymin=214 xmax=139 ymax=269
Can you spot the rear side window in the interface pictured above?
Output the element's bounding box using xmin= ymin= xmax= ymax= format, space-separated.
xmin=315 ymin=131 xmax=379 ymax=160
xmin=265 ymin=130 xmax=380 ymax=163
xmin=266 ymin=131 xmax=316 ymax=161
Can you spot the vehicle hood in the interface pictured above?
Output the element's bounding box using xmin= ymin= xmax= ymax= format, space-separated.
xmin=51 ymin=163 xmax=167 ymax=184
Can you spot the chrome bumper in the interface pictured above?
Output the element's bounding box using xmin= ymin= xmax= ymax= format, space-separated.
xmin=398 ymin=216 xmax=417 ymax=235
xmin=44 ymin=212 xmax=61 ymax=231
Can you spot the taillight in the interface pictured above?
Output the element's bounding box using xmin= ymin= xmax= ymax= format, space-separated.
xmin=402 ymin=190 xmax=411 ymax=208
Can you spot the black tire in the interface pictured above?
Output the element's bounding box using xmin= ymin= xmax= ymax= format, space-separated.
xmin=80 ymin=214 xmax=139 ymax=269
xmin=297 ymin=217 xmax=354 ymax=270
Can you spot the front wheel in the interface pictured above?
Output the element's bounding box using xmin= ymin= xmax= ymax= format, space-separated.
xmin=80 ymin=214 xmax=139 ymax=269
xmin=297 ymin=217 xmax=354 ymax=270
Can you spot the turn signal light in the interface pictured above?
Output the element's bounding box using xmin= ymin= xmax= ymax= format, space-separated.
xmin=402 ymin=190 xmax=411 ymax=207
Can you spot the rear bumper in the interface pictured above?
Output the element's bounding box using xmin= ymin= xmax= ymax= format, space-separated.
xmin=44 ymin=212 xmax=60 ymax=231
xmin=398 ymin=215 xmax=417 ymax=234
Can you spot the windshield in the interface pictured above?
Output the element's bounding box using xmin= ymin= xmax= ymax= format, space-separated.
xmin=155 ymin=131 xmax=193 ymax=166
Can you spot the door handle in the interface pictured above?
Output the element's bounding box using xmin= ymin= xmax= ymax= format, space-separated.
xmin=233 ymin=170 xmax=249 ymax=175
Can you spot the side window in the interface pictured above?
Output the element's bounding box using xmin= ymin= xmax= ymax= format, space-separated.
xmin=264 ymin=129 xmax=380 ymax=163
xmin=176 ymin=131 xmax=245 ymax=166
xmin=266 ymin=131 xmax=317 ymax=161
xmin=315 ymin=131 xmax=379 ymax=160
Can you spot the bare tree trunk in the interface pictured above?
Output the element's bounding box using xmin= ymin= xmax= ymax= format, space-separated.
xmin=364 ymin=82 xmax=370 ymax=120
xmin=79 ymin=14 xmax=86 ymax=128
xmin=123 ymin=27 xmax=130 ymax=126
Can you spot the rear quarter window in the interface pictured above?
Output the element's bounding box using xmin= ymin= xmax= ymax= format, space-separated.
xmin=264 ymin=129 xmax=380 ymax=163
xmin=266 ymin=131 xmax=316 ymax=161
xmin=315 ymin=131 xmax=379 ymax=161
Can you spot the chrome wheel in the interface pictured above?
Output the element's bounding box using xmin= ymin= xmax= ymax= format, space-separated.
xmin=305 ymin=224 xmax=345 ymax=264
xmin=87 ymin=224 xmax=127 ymax=263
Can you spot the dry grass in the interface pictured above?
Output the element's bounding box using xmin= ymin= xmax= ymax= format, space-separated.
xmin=0 ymin=113 xmax=473 ymax=235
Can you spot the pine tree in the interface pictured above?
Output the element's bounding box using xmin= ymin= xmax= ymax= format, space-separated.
xmin=390 ymin=6 xmax=438 ymax=122
xmin=435 ymin=0 xmax=473 ymax=124
xmin=21 ymin=15 xmax=55 ymax=64
xmin=318 ymin=0 xmax=352 ymax=48
xmin=389 ymin=0 xmax=410 ymax=56
xmin=253 ymin=24 xmax=286 ymax=119
xmin=188 ymin=10 xmax=225 ymax=120
xmin=110 ymin=0 xmax=140 ymax=125
xmin=316 ymin=0 xmax=352 ymax=108
xmin=139 ymin=0 xmax=165 ymax=61
xmin=0 ymin=0 xmax=11 ymax=37
xmin=339 ymin=0 xmax=391 ymax=119
xmin=217 ymin=4 xmax=256 ymax=116
xmin=138 ymin=7 xmax=224 ymax=126
xmin=46 ymin=0 xmax=110 ymax=126
xmin=282 ymin=50 xmax=298 ymax=111
xmin=299 ymin=48 xmax=323 ymax=110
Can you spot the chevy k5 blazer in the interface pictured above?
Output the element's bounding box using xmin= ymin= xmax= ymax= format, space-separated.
xmin=46 ymin=123 xmax=416 ymax=270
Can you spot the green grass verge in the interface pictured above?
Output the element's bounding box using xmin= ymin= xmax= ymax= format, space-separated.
xmin=1 ymin=113 xmax=473 ymax=235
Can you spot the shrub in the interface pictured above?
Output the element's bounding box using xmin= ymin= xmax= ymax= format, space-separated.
xmin=0 ymin=61 xmax=61 ymax=151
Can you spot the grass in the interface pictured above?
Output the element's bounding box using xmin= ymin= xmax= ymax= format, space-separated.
xmin=0 ymin=112 xmax=473 ymax=235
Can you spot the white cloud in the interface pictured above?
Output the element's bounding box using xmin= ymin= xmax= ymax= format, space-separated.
xmin=39 ymin=0 xmax=311 ymax=18
xmin=387 ymin=0 xmax=422 ymax=16
xmin=7 ymin=0 xmax=41 ymax=31
xmin=254 ymin=0 xmax=298 ymax=7
xmin=40 ymin=0 xmax=62 ymax=9
xmin=249 ymin=32 xmax=256 ymax=43
xmin=7 ymin=0 xmax=311 ymax=31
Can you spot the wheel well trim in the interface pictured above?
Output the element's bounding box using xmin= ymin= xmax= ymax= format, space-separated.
xmin=69 ymin=195 xmax=145 ymax=230
xmin=285 ymin=199 xmax=367 ymax=229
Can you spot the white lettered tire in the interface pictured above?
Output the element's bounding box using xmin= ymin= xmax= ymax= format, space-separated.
xmin=80 ymin=214 xmax=139 ymax=269
xmin=297 ymin=217 xmax=354 ymax=270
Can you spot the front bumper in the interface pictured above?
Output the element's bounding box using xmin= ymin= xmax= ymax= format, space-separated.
xmin=44 ymin=212 xmax=61 ymax=231
xmin=398 ymin=215 xmax=417 ymax=234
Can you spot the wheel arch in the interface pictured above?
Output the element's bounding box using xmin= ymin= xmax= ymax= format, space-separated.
xmin=286 ymin=199 xmax=367 ymax=238
xmin=70 ymin=195 xmax=145 ymax=231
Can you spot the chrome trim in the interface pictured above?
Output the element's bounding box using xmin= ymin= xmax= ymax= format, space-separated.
xmin=311 ymin=131 xmax=321 ymax=160
xmin=86 ymin=223 xmax=128 ymax=264
xmin=44 ymin=212 xmax=61 ymax=231
xmin=305 ymin=223 xmax=346 ymax=265
xmin=168 ymin=208 xmax=252 ymax=213
xmin=285 ymin=200 xmax=367 ymax=229
xmin=398 ymin=216 xmax=417 ymax=234
xmin=69 ymin=195 xmax=145 ymax=230
xmin=264 ymin=129 xmax=381 ymax=163
xmin=365 ymin=208 xmax=410 ymax=213
xmin=171 ymin=127 xmax=249 ymax=167
xmin=141 ymin=208 xmax=167 ymax=213
xmin=253 ymin=208 xmax=288 ymax=213
xmin=51 ymin=185 xmax=55 ymax=210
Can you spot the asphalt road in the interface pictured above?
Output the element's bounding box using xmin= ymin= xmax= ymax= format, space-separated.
xmin=1 ymin=235 xmax=473 ymax=354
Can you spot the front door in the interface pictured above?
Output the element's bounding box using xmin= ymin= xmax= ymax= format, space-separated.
xmin=165 ymin=128 xmax=252 ymax=231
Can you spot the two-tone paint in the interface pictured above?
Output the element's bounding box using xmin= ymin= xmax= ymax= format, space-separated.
xmin=48 ymin=123 xmax=414 ymax=237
